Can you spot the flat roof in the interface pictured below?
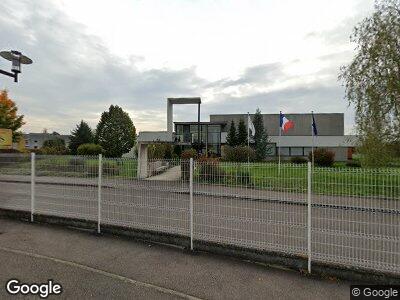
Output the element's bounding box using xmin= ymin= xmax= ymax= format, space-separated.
xmin=174 ymin=121 xmax=226 ymax=125
xmin=167 ymin=97 xmax=201 ymax=104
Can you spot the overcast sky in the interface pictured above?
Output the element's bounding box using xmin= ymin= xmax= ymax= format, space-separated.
xmin=0 ymin=0 xmax=374 ymax=134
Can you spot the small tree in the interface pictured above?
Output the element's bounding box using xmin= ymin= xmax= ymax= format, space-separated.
xmin=0 ymin=90 xmax=25 ymax=142
xmin=77 ymin=143 xmax=103 ymax=156
xmin=339 ymin=0 xmax=400 ymax=166
xmin=253 ymin=108 xmax=269 ymax=161
xmin=237 ymin=119 xmax=248 ymax=146
xmin=41 ymin=138 xmax=68 ymax=155
xmin=69 ymin=121 xmax=94 ymax=154
xmin=226 ymin=120 xmax=237 ymax=147
xmin=96 ymin=105 xmax=136 ymax=157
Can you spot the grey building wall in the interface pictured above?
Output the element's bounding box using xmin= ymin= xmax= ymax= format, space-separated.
xmin=210 ymin=113 xmax=344 ymax=136
xmin=24 ymin=133 xmax=71 ymax=149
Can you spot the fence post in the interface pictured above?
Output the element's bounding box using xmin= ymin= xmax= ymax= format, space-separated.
xmin=189 ymin=157 xmax=194 ymax=250
xmin=30 ymin=152 xmax=35 ymax=222
xmin=307 ymin=161 xmax=312 ymax=273
xmin=97 ymin=154 xmax=103 ymax=234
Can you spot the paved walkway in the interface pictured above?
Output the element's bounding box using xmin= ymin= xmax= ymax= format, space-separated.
xmin=147 ymin=166 xmax=182 ymax=181
xmin=0 ymin=218 xmax=351 ymax=299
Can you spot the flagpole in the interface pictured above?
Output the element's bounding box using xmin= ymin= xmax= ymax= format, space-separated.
xmin=311 ymin=111 xmax=314 ymax=168
xmin=278 ymin=111 xmax=281 ymax=175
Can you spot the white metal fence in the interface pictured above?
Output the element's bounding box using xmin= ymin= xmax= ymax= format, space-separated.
xmin=0 ymin=154 xmax=399 ymax=276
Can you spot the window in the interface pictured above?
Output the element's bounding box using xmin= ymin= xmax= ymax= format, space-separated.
xmin=279 ymin=147 xmax=290 ymax=156
xmin=290 ymin=147 xmax=303 ymax=156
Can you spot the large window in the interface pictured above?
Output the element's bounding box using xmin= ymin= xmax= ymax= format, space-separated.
xmin=291 ymin=147 xmax=303 ymax=156
xmin=175 ymin=123 xmax=222 ymax=155
xmin=278 ymin=147 xmax=290 ymax=156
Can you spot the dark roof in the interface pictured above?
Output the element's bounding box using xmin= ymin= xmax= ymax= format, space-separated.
xmin=174 ymin=121 xmax=226 ymax=125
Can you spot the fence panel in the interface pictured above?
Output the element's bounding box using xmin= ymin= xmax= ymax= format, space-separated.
xmin=0 ymin=153 xmax=399 ymax=275
xmin=33 ymin=155 xmax=99 ymax=220
xmin=192 ymin=161 xmax=308 ymax=256
xmin=0 ymin=154 xmax=31 ymax=211
xmin=311 ymin=166 xmax=400 ymax=274
xmin=101 ymin=158 xmax=191 ymax=236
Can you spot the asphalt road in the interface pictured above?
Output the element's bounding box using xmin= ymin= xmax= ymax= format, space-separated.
xmin=0 ymin=178 xmax=399 ymax=275
xmin=0 ymin=218 xmax=351 ymax=299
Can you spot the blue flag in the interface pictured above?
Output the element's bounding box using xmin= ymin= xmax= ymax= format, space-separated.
xmin=311 ymin=112 xmax=317 ymax=136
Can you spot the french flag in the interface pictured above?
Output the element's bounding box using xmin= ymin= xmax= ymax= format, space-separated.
xmin=280 ymin=112 xmax=294 ymax=133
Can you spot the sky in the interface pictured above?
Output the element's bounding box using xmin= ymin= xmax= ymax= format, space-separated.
xmin=0 ymin=0 xmax=375 ymax=135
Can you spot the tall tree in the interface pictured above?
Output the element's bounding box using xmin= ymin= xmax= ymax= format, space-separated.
xmin=226 ymin=120 xmax=237 ymax=146
xmin=69 ymin=121 xmax=94 ymax=154
xmin=0 ymin=90 xmax=25 ymax=141
xmin=253 ymin=108 xmax=268 ymax=161
xmin=96 ymin=105 xmax=136 ymax=157
xmin=237 ymin=118 xmax=248 ymax=146
xmin=340 ymin=0 xmax=400 ymax=166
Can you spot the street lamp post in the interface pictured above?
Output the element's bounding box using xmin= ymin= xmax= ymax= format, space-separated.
xmin=0 ymin=50 xmax=33 ymax=82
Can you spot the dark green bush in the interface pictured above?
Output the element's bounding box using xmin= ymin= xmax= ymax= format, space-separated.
xmin=345 ymin=160 xmax=361 ymax=168
xmin=197 ymin=157 xmax=225 ymax=184
xmin=290 ymin=156 xmax=308 ymax=164
xmin=309 ymin=148 xmax=335 ymax=167
xmin=181 ymin=149 xmax=198 ymax=181
xmin=77 ymin=143 xmax=103 ymax=156
xmin=222 ymin=145 xmax=256 ymax=162
xmin=181 ymin=148 xmax=198 ymax=159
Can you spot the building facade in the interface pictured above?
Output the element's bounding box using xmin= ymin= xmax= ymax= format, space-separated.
xmin=175 ymin=113 xmax=357 ymax=161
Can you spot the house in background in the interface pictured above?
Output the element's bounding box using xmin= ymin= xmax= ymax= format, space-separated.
xmin=23 ymin=132 xmax=71 ymax=150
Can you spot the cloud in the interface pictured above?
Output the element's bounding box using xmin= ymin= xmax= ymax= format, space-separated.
xmin=0 ymin=0 xmax=206 ymax=133
xmin=0 ymin=0 xmax=357 ymax=135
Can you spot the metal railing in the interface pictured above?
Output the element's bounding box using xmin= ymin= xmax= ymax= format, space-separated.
xmin=0 ymin=154 xmax=398 ymax=275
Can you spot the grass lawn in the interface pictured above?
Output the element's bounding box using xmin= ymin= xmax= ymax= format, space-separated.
xmin=1 ymin=155 xmax=400 ymax=198
xmin=212 ymin=162 xmax=400 ymax=198
xmin=0 ymin=156 xmax=138 ymax=179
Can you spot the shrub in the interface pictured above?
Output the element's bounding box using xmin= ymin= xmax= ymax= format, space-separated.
xmin=77 ymin=143 xmax=103 ymax=156
xmin=309 ymin=148 xmax=335 ymax=167
xmin=345 ymin=160 xmax=361 ymax=168
xmin=197 ymin=156 xmax=225 ymax=183
xmin=181 ymin=148 xmax=198 ymax=159
xmin=222 ymin=145 xmax=256 ymax=162
xmin=290 ymin=156 xmax=307 ymax=164
xmin=180 ymin=148 xmax=198 ymax=181
xmin=40 ymin=146 xmax=69 ymax=155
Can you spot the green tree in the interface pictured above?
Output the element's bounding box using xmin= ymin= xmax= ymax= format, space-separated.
xmin=0 ymin=90 xmax=25 ymax=141
xmin=41 ymin=138 xmax=68 ymax=155
xmin=226 ymin=120 xmax=237 ymax=146
xmin=253 ymin=108 xmax=268 ymax=161
xmin=339 ymin=0 xmax=400 ymax=166
xmin=95 ymin=105 xmax=136 ymax=157
xmin=237 ymin=119 xmax=248 ymax=146
xmin=69 ymin=120 xmax=94 ymax=154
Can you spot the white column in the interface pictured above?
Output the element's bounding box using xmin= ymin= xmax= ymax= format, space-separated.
xmin=167 ymin=100 xmax=173 ymax=134
xmin=137 ymin=143 xmax=149 ymax=179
